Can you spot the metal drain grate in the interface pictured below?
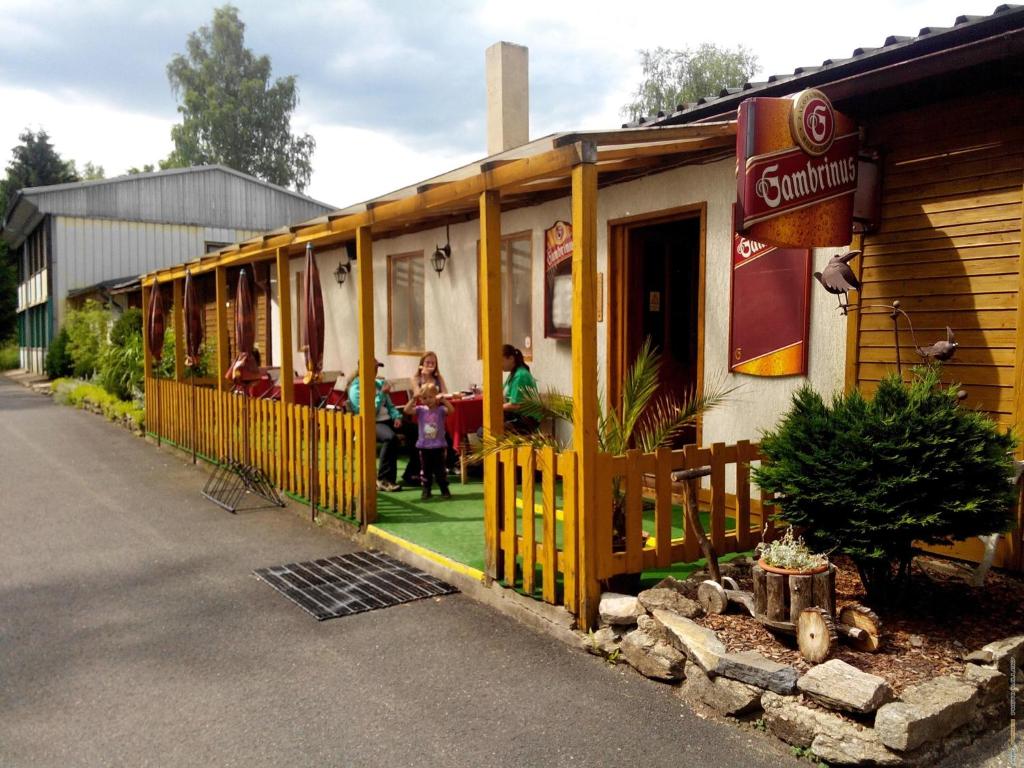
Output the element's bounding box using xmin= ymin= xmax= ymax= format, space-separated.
xmin=253 ymin=550 xmax=457 ymax=620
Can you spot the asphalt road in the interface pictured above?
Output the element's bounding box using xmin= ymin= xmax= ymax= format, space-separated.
xmin=0 ymin=378 xmax=803 ymax=768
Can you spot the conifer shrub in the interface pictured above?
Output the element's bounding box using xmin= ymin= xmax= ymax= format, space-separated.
xmin=44 ymin=327 xmax=73 ymax=378
xmin=753 ymin=367 xmax=1017 ymax=599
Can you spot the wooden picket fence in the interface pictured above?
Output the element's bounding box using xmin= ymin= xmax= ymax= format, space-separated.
xmin=493 ymin=439 xmax=772 ymax=618
xmin=144 ymin=376 xmax=360 ymax=519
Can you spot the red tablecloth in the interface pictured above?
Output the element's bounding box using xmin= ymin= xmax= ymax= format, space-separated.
xmin=446 ymin=396 xmax=483 ymax=451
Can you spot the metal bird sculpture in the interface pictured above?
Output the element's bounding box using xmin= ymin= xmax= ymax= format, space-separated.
xmin=814 ymin=250 xmax=862 ymax=314
xmin=917 ymin=326 xmax=958 ymax=362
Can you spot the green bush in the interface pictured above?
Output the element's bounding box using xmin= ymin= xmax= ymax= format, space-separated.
xmin=51 ymin=377 xmax=145 ymax=430
xmin=45 ymin=327 xmax=73 ymax=378
xmin=100 ymin=332 xmax=143 ymax=400
xmin=753 ymin=367 xmax=1017 ymax=599
xmin=109 ymin=308 xmax=142 ymax=347
xmin=64 ymin=300 xmax=110 ymax=379
xmin=0 ymin=341 xmax=18 ymax=371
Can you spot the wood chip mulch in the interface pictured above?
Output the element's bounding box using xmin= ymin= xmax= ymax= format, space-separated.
xmin=692 ymin=554 xmax=1024 ymax=694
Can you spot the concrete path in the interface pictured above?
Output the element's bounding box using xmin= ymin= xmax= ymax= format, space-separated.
xmin=0 ymin=379 xmax=802 ymax=768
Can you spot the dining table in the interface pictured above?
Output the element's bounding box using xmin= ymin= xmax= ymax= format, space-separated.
xmin=443 ymin=394 xmax=484 ymax=484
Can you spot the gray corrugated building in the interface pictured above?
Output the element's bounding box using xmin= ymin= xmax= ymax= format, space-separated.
xmin=1 ymin=165 xmax=334 ymax=372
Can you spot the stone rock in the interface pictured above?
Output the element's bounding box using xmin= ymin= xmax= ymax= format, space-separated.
xmin=964 ymin=649 xmax=994 ymax=664
xmin=651 ymin=609 xmax=726 ymax=673
xmin=586 ymin=625 xmax=626 ymax=657
xmin=874 ymin=676 xmax=979 ymax=751
xmin=651 ymin=575 xmax=699 ymax=598
xmin=680 ymin=660 xmax=762 ymax=716
xmin=760 ymin=692 xmax=901 ymax=764
xmin=908 ymin=635 xmax=924 ymax=648
xmin=977 ymin=635 xmax=1024 ymax=676
xmin=637 ymin=587 xmax=703 ymax=618
xmin=962 ymin=664 xmax=1008 ymax=708
xmin=797 ymin=659 xmax=893 ymax=714
xmin=619 ymin=615 xmax=686 ymax=681
xmin=599 ymin=592 xmax=645 ymax=626
xmin=713 ymin=650 xmax=799 ymax=695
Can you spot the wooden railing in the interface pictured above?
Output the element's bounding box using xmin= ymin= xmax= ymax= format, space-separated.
xmin=144 ymin=376 xmax=360 ymax=519
xmin=492 ymin=440 xmax=772 ymax=620
xmin=593 ymin=440 xmax=774 ymax=582
xmin=495 ymin=446 xmax=579 ymax=614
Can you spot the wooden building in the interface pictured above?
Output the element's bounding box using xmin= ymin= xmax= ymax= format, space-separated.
xmin=0 ymin=165 xmax=333 ymax=372
xmin=140 ymin=11 xmax=1024 ymax=627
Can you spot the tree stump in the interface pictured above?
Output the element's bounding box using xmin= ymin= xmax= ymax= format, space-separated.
xmin=752 ymin=563 xmax=836 ymax=626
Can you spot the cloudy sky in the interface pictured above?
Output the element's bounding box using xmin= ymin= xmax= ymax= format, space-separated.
xmin=0 ymin=0 xmax=1001 ymax=208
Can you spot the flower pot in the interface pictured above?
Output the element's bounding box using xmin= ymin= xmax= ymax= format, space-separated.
xmin=756 ymin=558 xmax=829 ymax=577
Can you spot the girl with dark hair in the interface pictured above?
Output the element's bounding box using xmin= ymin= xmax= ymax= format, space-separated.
xmin=501 ymin=344 xmax=539 ymax=433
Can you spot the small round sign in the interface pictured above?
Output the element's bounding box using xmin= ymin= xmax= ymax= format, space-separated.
xmin=790 ymin=89 xmax=835 ymax=156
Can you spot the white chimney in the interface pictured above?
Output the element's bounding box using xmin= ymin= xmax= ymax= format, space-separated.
xmin=486 ymin=41 xmax=529 ymax=155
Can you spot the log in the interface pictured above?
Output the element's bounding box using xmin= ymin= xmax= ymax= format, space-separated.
xmin=698 ymin=580 xmax=729 ymax=615
xmin=838 ymin=603 xmax=883 ymax=652
xmin=727 ymin=589 xmax=755 ymax=617
xmin=797 ymin=607 xmax=837 ymax=663
xmin=789 ymin=574 xmax=814 ymax=625
xmin=752 ymin=566 xmax=767 ymax=616
xmin=766 ymin=570 xmax=787 ymax=622
xmin=812 ymin=566 xmax=836 ymax=618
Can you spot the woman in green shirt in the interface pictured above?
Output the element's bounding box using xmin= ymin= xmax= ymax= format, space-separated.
xmin=501 ymin=344 xmax=539 ymax=433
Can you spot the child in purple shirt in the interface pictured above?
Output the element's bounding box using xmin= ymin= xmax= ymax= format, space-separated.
xmin=403 ymin=383 xmax=454 ymax=500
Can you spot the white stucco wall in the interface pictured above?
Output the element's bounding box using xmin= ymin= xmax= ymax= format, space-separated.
xmin=270 ymin=158 xmax=849 ymax=446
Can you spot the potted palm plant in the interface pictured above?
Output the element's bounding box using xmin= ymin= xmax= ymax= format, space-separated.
xmin=475 ymin=338 xmax=733 ymax=565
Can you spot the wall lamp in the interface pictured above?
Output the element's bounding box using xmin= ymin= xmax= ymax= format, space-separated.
xmin=334 ymin=241 xmax=357 ymax=286
xmin=431 ymin=224 xmax=451 ymax=275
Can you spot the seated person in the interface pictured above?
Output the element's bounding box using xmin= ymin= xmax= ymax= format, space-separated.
xmin=501 ymin=344 xmax=539 ymax=433
xmin=347 ymin=360 xmax=405 ymax=492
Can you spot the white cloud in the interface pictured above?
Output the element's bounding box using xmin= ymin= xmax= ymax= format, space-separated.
xmin=0 ymin=85 xmax=173 ymax=176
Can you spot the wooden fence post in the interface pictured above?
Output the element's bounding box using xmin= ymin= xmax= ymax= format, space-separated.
xmin=356 ymin=226 xmax=377 ymax=526
xmin=479 ymin=189 xmax=504 ymax=579
xmin=571 ymin=144 xmax=600 ymax=629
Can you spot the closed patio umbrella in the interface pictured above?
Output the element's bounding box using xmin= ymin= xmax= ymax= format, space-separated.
xmin=302 ymin=243 xmax=325 ymax=519
xmin=183 ymin=269 xmax=203 ymax=463
xmin=226 ymin=268 xmax=260 ymax=384
xmin=147 ymin=282 xmax=166 ymax=446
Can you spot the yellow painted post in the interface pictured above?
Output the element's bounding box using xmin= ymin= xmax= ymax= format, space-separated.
xmin=276 ymin=247 xmax=294 ymax=487
xmin=214 ymin=266 xmax=230 ymax=459
xmin=142 ymin=283 xmax=153 ymax=433
xmin=172 ymin=278 xmax=185 ymax=382
xmin=356 ymin=227 xmax=377 ymax=526
xmin=479 ymin=189 xmax=504 ymax=579
xmin=571 ymin=147 xmax=601 ymax=629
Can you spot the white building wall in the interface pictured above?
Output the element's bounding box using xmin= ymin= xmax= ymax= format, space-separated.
xmin=271 ymin=159 xmax=849 ymax=445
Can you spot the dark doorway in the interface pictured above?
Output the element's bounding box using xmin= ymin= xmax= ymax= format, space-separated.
xmin=609 ymin=208 xmax=704 ymax=445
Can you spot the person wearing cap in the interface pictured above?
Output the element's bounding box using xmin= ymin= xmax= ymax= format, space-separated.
xmin=347 ymin=360 xmax=404 ymax=492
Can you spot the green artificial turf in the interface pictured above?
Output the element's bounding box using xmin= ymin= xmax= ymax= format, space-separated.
xmin=374 ymin=458 xmax=753 ymax=591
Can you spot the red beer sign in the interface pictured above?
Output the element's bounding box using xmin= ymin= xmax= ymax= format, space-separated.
xmin=737 ymin=89 xmax=858 ymax=248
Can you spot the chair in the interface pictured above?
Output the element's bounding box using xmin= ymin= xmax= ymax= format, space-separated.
xmin=387 ymin=377 xmax=414 ymax=407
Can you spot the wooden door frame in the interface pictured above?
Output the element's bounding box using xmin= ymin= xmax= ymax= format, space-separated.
xmin=606 ymin=202 xmax=708 ymax=444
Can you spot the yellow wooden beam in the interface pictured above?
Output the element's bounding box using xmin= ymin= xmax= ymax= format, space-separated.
xmin=595 ymin=134 xmax=735 ymax=162
xmin=276 ymin=248 xmax=294 ymax=406
xmin=554 ymin=121 xmax=736 ymax=148
xmin=479 ymin=189 xmax=504 ymax=579
xmin=214 ymin=266 xmax=229 ymax=394
xmin=141 ymin=144 xmax=588 ymax=287
xmin=172 ymin=278 xmax=185 ymax=382
xmin=571 ymin=155 xmax=601 ymax=629
xmin=356 ymin=225 xmax=377 ymax=526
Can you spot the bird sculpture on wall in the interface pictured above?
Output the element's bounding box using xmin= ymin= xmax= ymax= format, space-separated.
xmin=917 ymin=326 xmax=959 ymax=362
xmin=814 ymin=250 xmax=862 ymax=314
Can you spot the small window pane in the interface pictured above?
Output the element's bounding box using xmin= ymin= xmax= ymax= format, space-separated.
xmin=389 ymin=253 xmax=424 ymax=353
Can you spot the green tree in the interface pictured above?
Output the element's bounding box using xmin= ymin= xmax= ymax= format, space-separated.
xmin=126 ymin=164 xmax=156 ymax=175
xmin=163 ymin=4 xmax=315 ymax=192
xmin=622 ymin=44 xmax=759 ymax=122
xmin=0 ymin=129 xmax=80 ymax=341
xmin=77 ymin=161 xmax=106 ymax=180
